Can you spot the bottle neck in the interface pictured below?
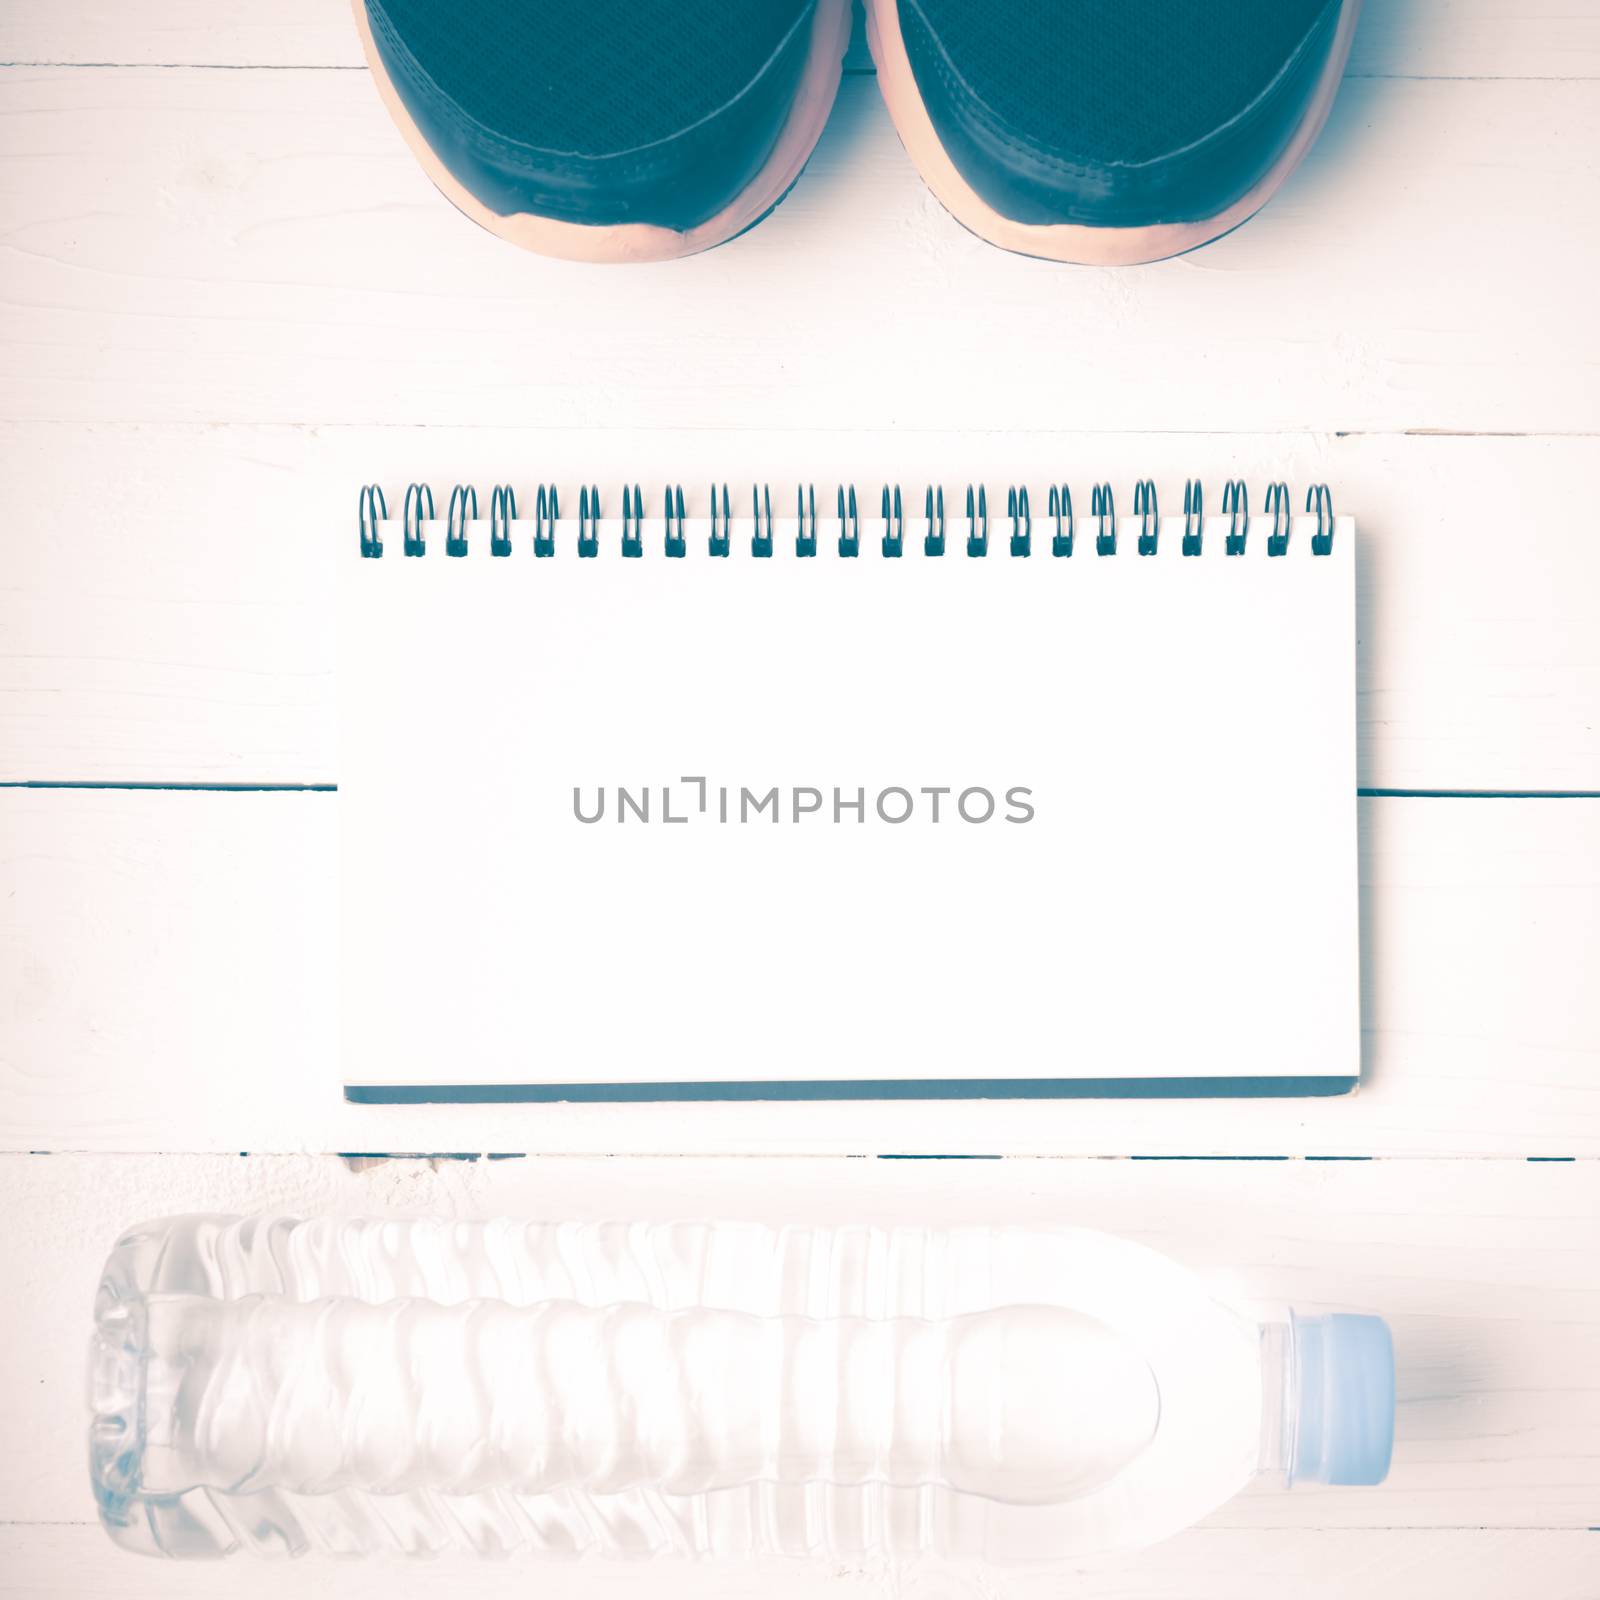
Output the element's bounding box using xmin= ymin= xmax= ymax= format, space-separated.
xmin=1255 ymin=1313 xmax=1297 ymax=1479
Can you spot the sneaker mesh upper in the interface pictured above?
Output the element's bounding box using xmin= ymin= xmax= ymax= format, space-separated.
xmin=903 ymin=0 xmax=1335 ymax=166
xmin=373 ymin=0 xmax=813 ymax=156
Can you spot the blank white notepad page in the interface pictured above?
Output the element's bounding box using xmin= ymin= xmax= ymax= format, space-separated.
xmin=341 ymin=513 xmax=1357 ymax=1097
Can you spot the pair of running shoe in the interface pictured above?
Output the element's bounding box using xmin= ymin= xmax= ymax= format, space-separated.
xmin=355 ymin=0 xmax=1361 ymax=265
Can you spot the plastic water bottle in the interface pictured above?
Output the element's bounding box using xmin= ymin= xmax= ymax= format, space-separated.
xmin=90 ymin=1214 xmax=1393 ymax=1561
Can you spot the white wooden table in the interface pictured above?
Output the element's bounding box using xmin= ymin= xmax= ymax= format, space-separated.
xmin=1 ymin=2 xmax=1597 ymax=1595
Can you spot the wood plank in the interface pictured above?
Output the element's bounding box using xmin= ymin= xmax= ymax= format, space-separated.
xmin=3 ymin=425 xmax=1597 ymax=792
xmin=4 ymin=1525 xmax=1594 ymax=1600
xmin=1347 ymin=0 xmax=1600 ymax=78
xmin=1 ymin=73 xmax=1595 ymax=437
xmin=2 ymin=792 xmax=1595 ymax=1156
xmin=3 ymin=0 xmax=1596 ymax=78
xmin=0 ymin=1 xmax=359 ymax=67
xmin=7 ymin=1152 xmax=1597 ymax=1533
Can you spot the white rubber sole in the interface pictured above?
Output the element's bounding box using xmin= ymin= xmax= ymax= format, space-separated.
xmin=352 ymin=0 xmax=853 ymax=264
xmin=866 ymin=0 xmax=1364 ymax=266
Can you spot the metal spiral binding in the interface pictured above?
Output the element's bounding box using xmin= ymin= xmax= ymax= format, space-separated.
xmin=1008 ymin=487 xmax=1031 ymax=557
xmin=796 ymin=485 xmax=817 ymax=557
xmin=709 ymin=484 xmax=731 ymax=557
xmin=1049 ymin=485 xmax=1073 ymax=557
xmin=1092 ymin=484 xmax=1115 ymax=556
xmin=489 ymin=485 xmax=515 ymax=556
xmin=1222 ymin=479 xmax=1248 ymax=555
xmin=662 ymin=485 xmax=686 ymax=558
xmin=534 ymin=484 xmax=558 ymax=557
xmin=358 ymin=484 xmax=386 ymax=558
xmin=837 ymin=485 xmax=859 ymax=557
xmin=577 ymin=485 xmax=600 ymax=557
xmin=1307 ymin=483 xmax=1335 ymax=555
xmin=966 ymin=485 xmax=988 ymax=557
xmin=881 ymin=486 xmax=904 ymax=558
xmin=925 ymin=487 xmax=945 ymax=557
xmin=621 ymin=484 xmax=643 ymax=558
xmin=447 ymin=484 xmax=476 ymax=557
xmin=752 ymin=484 xmax=774 ymax=558
xmin=1183 ymin=480 xmax=1203 ymax=557
xmin=1265 ymin=481 xmax=1291 ymax=557
xmin=403 ymin=483 xmax=433 ymax=556
xmin=358 ymin=480 xmax=1339 ymax=561
xmin=1134 ymin=480 xmax=1159 ymax=556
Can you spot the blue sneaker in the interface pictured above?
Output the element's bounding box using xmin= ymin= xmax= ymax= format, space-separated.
xmin=868 ymin=0 xmax=1362 ymax=263
xmin=354 ymin=0 xmax=852 ymax=261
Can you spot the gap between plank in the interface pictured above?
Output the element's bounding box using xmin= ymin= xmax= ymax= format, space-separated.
xmin=0 ymin=781 xmax=336 ymax=792
xmin=6 ymin=420 xmax=1598 ymax=439
xmin=5 ymin=784 xmax=1597 ymax=799
xmin=11 ymin=1151 xmax=1594 ymax=1162
xmin=0 ymin=63 xmax=1593 ymax=83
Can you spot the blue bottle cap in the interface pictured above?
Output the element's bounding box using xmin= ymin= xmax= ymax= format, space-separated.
xmin=1291 ymin=1313 xmax=1395 ymax=1487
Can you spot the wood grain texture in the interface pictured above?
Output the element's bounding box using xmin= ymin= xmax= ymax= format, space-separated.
xmin=0 ymin=0 xmax=360 ymax=67
xmin=2 ymin=0 xmax=1597 ymax=77
xmin=4 ymin=1526 xmax=1595 ymax=1600
xmin=7 ymin=1152 xmax=1597 ymax=1535
xmin=3 ymin=425 xmax=1597 ymax=791
xmin=0 ymin=71 xmax=1595 ymax=436
xmin=3 ymin=792 xmax=1595 ymax=1156
xmin=3 ymin=0 xmax=1598 ymax=1585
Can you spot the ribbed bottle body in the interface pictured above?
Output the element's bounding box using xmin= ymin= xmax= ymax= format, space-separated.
xmin=92 ymin=1215 xmax=1266 ymax=1560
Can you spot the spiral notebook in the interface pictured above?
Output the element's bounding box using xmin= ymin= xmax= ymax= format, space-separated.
xmin=341 ymin=481 xmax=1358 ymax=1102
